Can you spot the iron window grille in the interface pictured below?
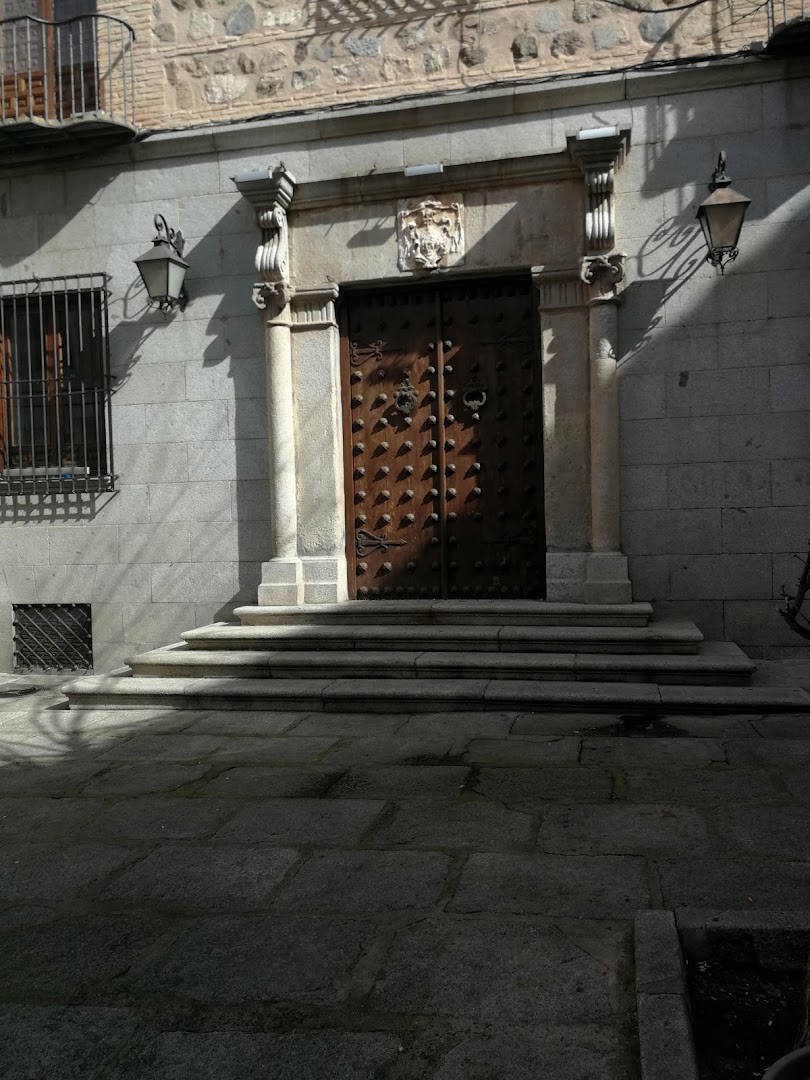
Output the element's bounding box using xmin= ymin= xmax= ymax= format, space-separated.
xmin=12 ymin=602 xmax=93 ymax=672
xmin=0 ymin=272 xmax=115 ymax=494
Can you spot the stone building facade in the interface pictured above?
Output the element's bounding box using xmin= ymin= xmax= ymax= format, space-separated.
xmin=0 ymin=0 xmax=807 ymax=671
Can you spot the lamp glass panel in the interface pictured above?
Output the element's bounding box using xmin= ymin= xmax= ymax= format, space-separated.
xmin=137 ymin=257 xmax=169 ymax=300
xmin=167 ymin=259 xmax=187 ymax=300
xmin=705 ymin=202 xmax=746 ymax=250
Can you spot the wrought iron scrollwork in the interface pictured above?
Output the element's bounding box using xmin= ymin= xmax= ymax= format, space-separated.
xmin=356 ymin=529 xmax=408 ymax=557
xmin=349 ymin=339 xmax=385 ymax=366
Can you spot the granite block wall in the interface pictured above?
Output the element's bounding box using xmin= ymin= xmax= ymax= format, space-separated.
xmin=0 ymin=58 xmax=806 ymax=668
xmin=617 ymin=75 xmax=810 ymax=657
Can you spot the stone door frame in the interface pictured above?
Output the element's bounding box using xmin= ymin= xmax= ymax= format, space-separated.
xmin=234 ymin=132 xmax=633 ymax=607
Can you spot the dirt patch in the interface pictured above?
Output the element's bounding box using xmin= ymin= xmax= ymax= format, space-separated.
xmin=688 ymin=958 xmax=805 ymax=1080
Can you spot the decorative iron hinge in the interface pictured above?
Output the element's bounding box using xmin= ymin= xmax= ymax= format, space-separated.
xmin=350 ymin=339 xmax=385 ymax=366
xmin=356 ymin=529 xmax=408 ymax=556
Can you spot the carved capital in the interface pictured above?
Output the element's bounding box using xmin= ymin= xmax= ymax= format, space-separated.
xmin=580 ymin=253 xmax=627 ymax=300
xmin=567 ymin=128 xmax=631 ymax=254
xmin=290 ymin=285 xmax=340 ymax=329
xmin=233 ymin=163 xmax=296 ymax=298
xmin=531 ymin=267 xmax=588 ymax=311
xmin=252 ymin=281 xmax=292 ymax=316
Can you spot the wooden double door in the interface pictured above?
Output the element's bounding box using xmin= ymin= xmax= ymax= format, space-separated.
xmin=341 ymin=276 xmax=545 ymax=600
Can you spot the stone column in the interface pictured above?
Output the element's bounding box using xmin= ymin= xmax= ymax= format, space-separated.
xmin=567 ymin=128 xmax=634 ymax=606
xmin=584 ymin=262 xmax=632 ymax=604
xmin=533 ymin=269 xmax=592 ymax=602
xmin=257 ymin=293 xmax=304 ymax=606
xmin=289 ymin=285 xmax=348 ymax=605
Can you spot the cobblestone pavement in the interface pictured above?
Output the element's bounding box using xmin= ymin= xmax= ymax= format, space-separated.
xmin=0 ymin=684 xmax=808 ymax=1078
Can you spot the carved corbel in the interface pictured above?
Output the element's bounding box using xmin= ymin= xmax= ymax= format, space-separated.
xmin=580 ymin=253 xmax=627 ymax=299
xmin=232 ymin=162 xmax=296 ymax=308
xmin=568 ymin=128 xmax=631 ymax=253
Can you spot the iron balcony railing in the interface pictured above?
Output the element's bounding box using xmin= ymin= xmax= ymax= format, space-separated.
xmin=0 ymin=12 xmax=135 ymax=130
xmin=767 ymin=0 xmax=808 ymax=40
xmin=0 ymin=274 xmax=116 ymax=496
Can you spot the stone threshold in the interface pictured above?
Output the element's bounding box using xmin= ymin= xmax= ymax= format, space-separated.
xmin=62 ymin=675 xmax=810 ymax=713
xmin=233 ymin=600 xmax=654 ymax=627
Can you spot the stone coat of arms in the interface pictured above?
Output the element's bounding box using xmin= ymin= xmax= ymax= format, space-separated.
xmin=396 ymin=196 xmax=465 ymax=272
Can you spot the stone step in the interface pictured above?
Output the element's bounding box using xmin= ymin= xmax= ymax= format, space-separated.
xmin=127 ymin=641 xmax=754 ymax=685
xmin=234 ymin=600 xmax=654 ymax=627
xmin=182 ymin=619 xmax=702 ymax=655
xmin=62 ymin=674 xmax=810 ymax=713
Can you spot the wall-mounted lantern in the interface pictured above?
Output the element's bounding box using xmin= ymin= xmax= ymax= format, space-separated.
xmin=134 ymin=214 xmax=189 ymax=313
xmin=695 ymin=152 xmax=751 ymax=274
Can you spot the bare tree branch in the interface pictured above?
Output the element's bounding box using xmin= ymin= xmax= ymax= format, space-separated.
xmin=778 ymin=543 xmax=810 ymax=642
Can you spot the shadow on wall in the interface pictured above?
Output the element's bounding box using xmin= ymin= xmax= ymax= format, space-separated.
xmin=0 ymin=161 xmax=270 ymax=656
xmin=615 ymin=84 xmax=810 ymax=654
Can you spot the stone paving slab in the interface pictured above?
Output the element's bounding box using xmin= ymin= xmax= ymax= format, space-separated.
xmin=537 ymin=804 xmax=712 ymax=856
xmin=621 ymin=767 xmax=784 ymax=805
xmin=78 ymin=797 xmax=240 ymax=842
xmin=367 ymin=799 xmax=535 ymax=851
xmin=201 ymin=766 xmax=340 ymax=798
xmin=100 ymin=845 xmax=301 ymax=912
xmin=463 ymin=736 xmax=581 ymax=766
xmin=0 ymin=912 xmax=176 ymax=1002
xmin=724 ymin=736 xmax=810 ymax=767
xmin=0 ymin=797 xmax=101 ymax=839
xmin=0 ymin=843 xmax=134 ymax=902
xmin=0 ymin=761 xmax=107 ymax=795
xmin=205 ymin=735 xmax=340 ymax=763
xmin=322 ymin=736 xmax=456 ymax=767
xmin=2 ymin=689 xmax=810 ymax=1079
xmin=471 ymin=766 xmax=614 ymax=803
xmin=80 ymin=763 xmax=210 ymax=796
xmin=104 ymin=1029 xmax=403 ymax=1080
xmin=95 ymin=734 xmax=226 ymax=762
xmin=751 ymin=714 xmax=810 ymax=736
xmin=369 ymin=917 xmax=626 ymax=1025
xmin=710 ymin=805 xmax=810 ymax=859
xmin=654 ymin=857 xmax=810 ymax=910
xmin=271 ymin=850 xmax=450 ymax=913
xmin=580 ymin=737 xmax=728 ymax=768
xmin=0 ymin=1005 xmax=143 ymax=1080
xmin=212 ymin=798 xmax=388 ymax=846
xmin=428 ymin=1022 xmax=628 ymax=1080
xmin=326 ymin=764 xmax=470 ymax=801
xmin=181 ymin=711 xmax=305 ymax=735
xmin=283 ymin=711 xmax=407 ymax=737
xmin=449 ymin=853 xmax=650 ymax=917
xmin=397 ymin=711 xmax=516 ymax=740
xmin=139 ymin=915 xmax=375 ymax=1005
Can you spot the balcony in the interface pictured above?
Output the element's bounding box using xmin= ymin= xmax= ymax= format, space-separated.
xmin=766 ymin=0 xmax=810 ymax=52
xmin=0 ymin=12 xmax=136 ymax=151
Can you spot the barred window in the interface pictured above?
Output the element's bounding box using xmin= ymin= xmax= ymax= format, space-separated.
xmin=0 ymin=273 xmax=115 ymax=494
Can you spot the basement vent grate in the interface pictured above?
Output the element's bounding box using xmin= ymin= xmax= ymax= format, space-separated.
xmin=12 ymin=603 xmax=93 ymax=673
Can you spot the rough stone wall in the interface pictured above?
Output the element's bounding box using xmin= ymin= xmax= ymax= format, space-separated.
xmin=129 ymin=0 xmax=774 ymax=130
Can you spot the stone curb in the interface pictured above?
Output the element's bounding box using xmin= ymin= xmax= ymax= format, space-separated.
xmin=635 ymin=911 xmax=810 ymax=1080
xmin=634 ymin=911 xmax=699 ymax=1080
